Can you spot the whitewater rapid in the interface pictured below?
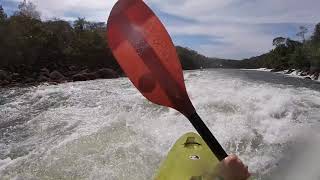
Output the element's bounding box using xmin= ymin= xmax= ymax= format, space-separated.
xmin=0 ymin=69 xmax=319 ymax=180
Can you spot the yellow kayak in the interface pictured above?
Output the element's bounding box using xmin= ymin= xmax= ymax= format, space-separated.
xmin=154 ymin=132 xmax=220 ymax=180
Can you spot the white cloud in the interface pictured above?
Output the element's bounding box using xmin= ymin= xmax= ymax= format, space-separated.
xmin=25 ymin=0 xmax=116 ymax=21
xmin=167 ymin=22 xmax=274 ymax=59
xmin=148 ymin=0 xmax=320 ymax=24
xmin=148 ymin=0 xmax=320 ymax=58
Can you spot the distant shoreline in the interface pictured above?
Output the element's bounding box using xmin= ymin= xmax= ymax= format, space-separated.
xmin=1 ymin=68 xmax=319 ymax=89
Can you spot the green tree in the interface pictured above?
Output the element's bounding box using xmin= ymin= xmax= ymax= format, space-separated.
xmin=311 ymin=23 xmax=320 ymax=43
xmin=0 ymin=5 xmax=7 ymax=22
xmin=39 ymin=19 xmax=75 ymax=68
xmin=74 ymin=17 xmax=88 ymax=32
xmin=286 ymin=38 xmax=302 ymax=50
xmin=273 ymin=37 xmax=286 ymax=47
xmin=289 ymin=47 xmax=310 ymax=69
xmin=176 ymin=46 xmax=204 ymax=69
xmin=296 ymin=26 xmax=308 ymax=42
xmin=309 ymin=43 xmax=320 ymax=71
xmin=1 ymin=15 xmax=45 ymax=68
xmin=16 ymin=0 xmax=41 ymax=19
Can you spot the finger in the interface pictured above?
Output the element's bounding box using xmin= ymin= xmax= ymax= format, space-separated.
xmin=245 ymin=171 xmax=251 ymax=179
xmin=226 ymin=154 xmax=238 ymax=162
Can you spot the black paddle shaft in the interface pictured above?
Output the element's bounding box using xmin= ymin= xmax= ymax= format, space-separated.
xmin=188 ymin=112 xmax=228 ymax=161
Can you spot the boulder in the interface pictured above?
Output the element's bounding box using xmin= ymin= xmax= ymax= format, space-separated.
xmin=64 ymin=70 xmax=78 ymax=77
xmin=72 ymin=74 xmax=88 ymax=82
xmin=38 ymin=75 xmax=50 ymax=82
xmin=86 ymin=73 xmax=98 ymax=80
xmin=12 ymin=73 xmax=20 ymax=77
xmin=0 ymin=80 xmax=9 ymax=86
xmin=24 ymin=78 xmax=35 ymax=83
xmin=304 ymin=77 xmax=312 ymax=80
xmin=40 ymin=68 xmax=50 ymax=77
xmin=71 ymin=68 xmax=118 ymax=82
xmin=79 ymin=69 xmax=89 ymax=74
xmin=285 ymin=69 xmax=295 ymax=74
xmin=32 ymin=72 xmax=38 ymax=78
xmin=11 ymin=73 xmax=21 ymax=82
xmin=300 ymin=71 xmax=310 ymax=76
xmin=271 ymin=68 xmax=283 ymax=72
xmin=50 ymin=70 xmax=65 ymax=81
xmin=96 ymin=68 xmax=118 ymax=79
xmin=69 ymin=66 xmax=77 ymax=71
xmin=72 ymin=72 xmax=97 ymax=82
xmin=0 ymin=70 xmax=11 ymax=81
xmin=313 ymin=72 xmax=319 ymax=80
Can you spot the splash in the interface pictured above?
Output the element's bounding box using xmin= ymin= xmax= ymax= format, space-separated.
xmin=0 ymin=69 xmax=319 ymax=179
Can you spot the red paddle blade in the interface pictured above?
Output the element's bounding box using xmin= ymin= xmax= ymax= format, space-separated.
xmin=107 ymin=0 xmax=195 ymax=116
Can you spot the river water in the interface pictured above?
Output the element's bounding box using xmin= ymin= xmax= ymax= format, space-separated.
xmin=0 ymin=69 xmax=319 ymax=180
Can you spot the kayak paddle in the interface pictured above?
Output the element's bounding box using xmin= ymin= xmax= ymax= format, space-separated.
xmin=106 ymin=0 xmax=228 ymax=161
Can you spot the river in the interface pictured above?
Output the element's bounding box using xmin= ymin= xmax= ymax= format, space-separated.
xmin=0 ymin=69 xmax=320 ymax=180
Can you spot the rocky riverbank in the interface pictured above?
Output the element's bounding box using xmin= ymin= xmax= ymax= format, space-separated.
xmin=0 ymin=66 xmax=120 ymax=88
xmin=279 ymin=69 xmax=319 ymax=81
xmin=253 ymin=68 xmax=320 ymax=82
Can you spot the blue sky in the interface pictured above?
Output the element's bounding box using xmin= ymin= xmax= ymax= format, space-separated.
xmin=1 ymin=0 xmax=320 ymax=59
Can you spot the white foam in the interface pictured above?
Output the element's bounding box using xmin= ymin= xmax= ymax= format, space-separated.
xmin=0 ymin=158 xmax=12 ymax=169
xmin=241 ymin=68 xmax=272 ymax=72
xmin=276 ymin=70 xmax=320 ymax=82
xmin=0 ymin=70 xmax=319 ymax=179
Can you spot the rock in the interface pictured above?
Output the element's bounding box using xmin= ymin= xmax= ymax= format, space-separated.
xmin=50 ymin=82 xmax=59 ymax=85
xmin=69 ymin=66 xmax=77 ymax=71
xmin=313 ymin=72 xmax=319 ymax=80
xmin=24 ymin=78 xmax=35 ymax=83
xmin=50 ymin=70 xmax=65 ymax=81
xmin=79 ymin=69 xmax=89 ymax=74
xmin=72 ymin=74 xmax=88 ymax=82
xmin=285 ymin=69 xmax=295 ymax=74
xmin=20 ymin=65 xmax=32 ymax=75
xmin=40 ymin=68 xmax=50 ymax=77
xmin=64 ymin=70 xmax=77 ymax=77
xmin=38 ymin=75 xmax=50 ymax=82
xmin=271 ymin=68 xmax=283 ymax=72
xmin=0 ymin=70 xmax=10 ymax=81
xmin=72 ymin=72 xmax=97 ymax=82
xmin=96 ymin=68 xmax=118 ymax=79
xmin=304 ymin=77 xmax=312 ymax=80
xmin=300 ymin=71 xmax=309 ymax=76
xmin=11 ymin=73 xmax=22 ymax=82
xmin=300 ymin=70 xmax=311 ymax=76
xmin=0 ymin=80 xmax=9 ymax=86
xmin=32 ymin=72 xmax=38 ymax=78
xmin=72 ymin=68 xmax=118 ymax=82
xmin=86 ymin=73 xmax=98 ymax=80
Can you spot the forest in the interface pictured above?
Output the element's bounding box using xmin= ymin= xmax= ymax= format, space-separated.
xmin=0 ymin=1 xmax=235 ymax=86
xmin=0 ymin=1 xmax=121 ymax=86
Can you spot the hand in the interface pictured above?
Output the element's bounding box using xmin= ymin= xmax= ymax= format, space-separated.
xmin=216 ymin=154 xmax=251 ymax=180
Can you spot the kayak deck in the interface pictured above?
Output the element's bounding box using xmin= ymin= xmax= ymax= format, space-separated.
xmin=154 ymin=132 xmax=219 ymax=180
